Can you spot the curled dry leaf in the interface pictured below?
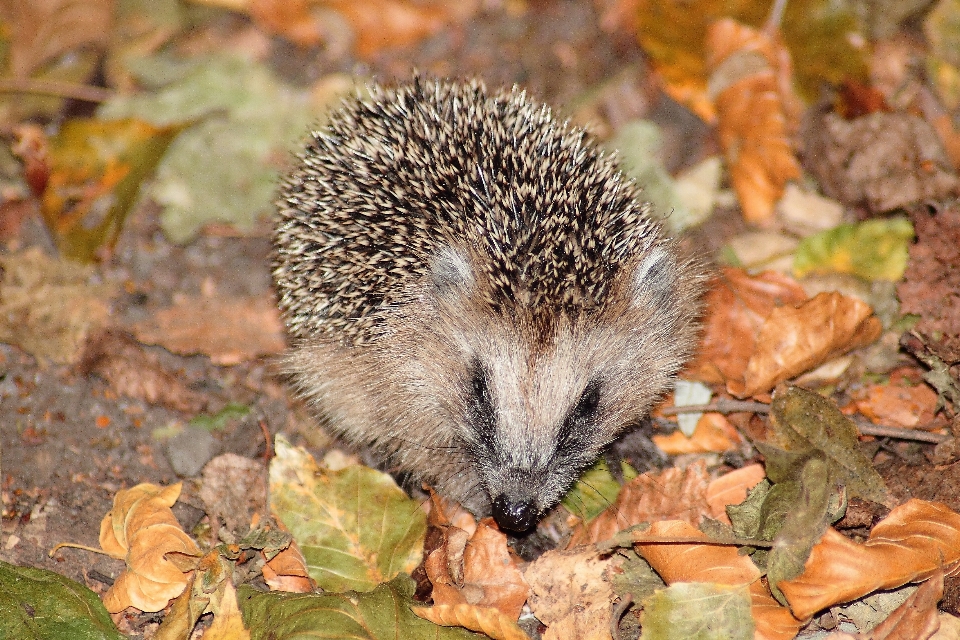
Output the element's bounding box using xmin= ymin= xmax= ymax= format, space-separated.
xmin=632 ymin=520 xmax=803 ymax=640
xmin=413 ymin=604 xmax=531 ymax=640
xmin=705 ymin=464 xmax=767 ymax=524
xmin=77 ymin=328 xmax=208 ymax=414
xmin=685 ymin=267 xmax=807 ymax=386
xmin=99 ymin=482 xmax=201 ymax=613
xmin=858 ymin=570 xmax=943 ymax=640
xmin=131 ymin=293 xmax=286 ymax=366
xmin=426 ymin=518 xmax=529 ymax=620
xmin=262 ymin=542 xmax=315 ymax=593
xmin=728 ymin=291 xmax=882 ymax=398
xmin=569 ymin=462 xmax=711 ymax=547
xmin=779 ymin=499 xmax=960 ymax=621
xmin=853 ymin=380 xmax=940 ymax=429
xmin=707 ymin=18 xmax=802 ymax=225
xmin=524 ymin=548 xmax=615 ymax=640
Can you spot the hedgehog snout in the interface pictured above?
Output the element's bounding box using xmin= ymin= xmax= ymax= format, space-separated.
xmin=492 ymin=492 xmax=538 ymax=532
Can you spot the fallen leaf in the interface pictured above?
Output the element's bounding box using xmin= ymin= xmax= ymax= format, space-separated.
xmin=99 ymin=482 xmax=201 ymax=613
xmin=562 ymin=459 xmax=638 ymax=523
xmin=707 ymin=18 xmax=802 ymax=225
xmin=426 ymin=518 xmax=529 ymax=620
xmin=779 ymin=499 xmax=960 ymax=620
xmin=705 ymin=464 xmax=767 ymax=524
xmin=262 ymin=542 xmax=314 ymax=593
xmin=652 ymin=412 xmax=742 ymax=454
xmin=639 ymin=582 xmax=754 ymax=640
xmin=569 ymin=462 xmax=711 ymax=546
xmin=77 ymin=328 xmax=208 ymax=414
xmin=131 ymin=293 xmax=286 ymax=365
xmin=413 ymin=604 xmax=531 ymax=640
xmin=203 ymin=580 xmax=251 ymax=640
xmin=853 ymin=381 xmax=940 ymax=429
xmin=858 ymin=570 xmax=942 ymax=640
xmin=41 ymin=118 xmax=181 ymax=262
xmin=728 ymin=291 xmax=882 ymax=398
xmin=792 ymin=218 xmax=915 ymax=282
xmin=268 ymin=435 xmax=426 ymax=592
xmin=0 ymin=248 xmax=112 ymax=364
xmin=524 ymin=548 xmax=615 ymax=640
xmin=684 ymin=267 xmax=807 ymax=386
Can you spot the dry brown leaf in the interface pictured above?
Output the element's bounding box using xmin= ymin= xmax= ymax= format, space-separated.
xmin=728 ymin=291 xmax=882 ymax=397
xmin=0 ymin=248 xmax=112 ymax=364
xmin=779 ymin=499 xmax=960 ymax=621
xmin=203 ymin=580 xmax=251 ymax=640
xmin=860 ymin=569 xmax=943 ymax=640
xmin=413 ymin=604 xmax=531 ymax=640
xmin=262 ymin=542 xmax=315 ymax=593
xmin=0 ymin=0 xmax=113 ymax=78
xmin=707 ymin=18 xmax=802 ymax=225
xmin=652 ymin=412 xmax=742 ymax=454
xmin=853 ymin=381 xmax=940 ymax=429
xmin=632 ymin=520 xmax=803 ymax=640
xmin=77 ymin=328 xmax=208 ymax=414
xmin=684 ymin=267 xmax=807 ymax=385
xmin=131 ymin=293 xmax=286 ymax=365
xmin=569 ymin=462 xmax=711 ymax=547
xmin=524 ymin=547 xmax=615 ymax=640
xmin=247 ymin=0 xmax=324 ymax=47
xmin=705 ymin=464 xmax=767 ymax=524
xmin=426 ymin=518 xmax=529 ymax=620
xmin=99 ymin=482 xmax=202 ymax=613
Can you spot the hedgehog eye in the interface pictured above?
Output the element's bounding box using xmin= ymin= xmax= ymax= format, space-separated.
xmin=467 ymin=360 xmax=496 ymax=442
xmin=558 ymin=379 xmax=602 ymax=452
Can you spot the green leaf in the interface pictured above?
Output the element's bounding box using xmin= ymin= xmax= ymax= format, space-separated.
xmin=98 ymin=54 xmax=347 ymax=243
xmin=0 ymin=561 xmax=125 ymax=640
xmin=41 ymin=118 xmax=181 ymax=262
xmin=792 ymin=217 xmax=914 ymax=281
xmin=269 ymin=435 xmax=426 ymax=592
xmin=561 ymin=458 xmax=637 ymax=523
xmin=768 ymin=386 xmax=890 ymax=506
xmin=639 ymin=582 xmax=754 ymax=640
xmin=237 ymin=575 xmax=479 ymax=640
xmin=189 ymin=403 xmax=250 ymax=431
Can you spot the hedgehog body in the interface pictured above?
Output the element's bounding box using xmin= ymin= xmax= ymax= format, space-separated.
xmin=273 ymin=78 xmax=702 ymax=531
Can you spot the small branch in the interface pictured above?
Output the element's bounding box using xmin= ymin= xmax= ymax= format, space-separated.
xmin=599 ymin=534 xmax=775 ymax=553
xmin=0 ymin=78 xmax=113 ymax=103
xmin=661 ymin=400 xmax=771 ymax=415
xmin=765 ymin=0 xmax=789 ymax=33
xmin=853 ymin=419 xmax=950 ymax=444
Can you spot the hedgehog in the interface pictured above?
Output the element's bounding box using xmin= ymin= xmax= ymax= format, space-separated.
xmin=273 ymin=77 xmax=702 ymax=532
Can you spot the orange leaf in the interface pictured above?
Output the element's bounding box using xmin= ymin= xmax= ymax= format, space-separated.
xmin=632 ymin=520 xmax=803 ymax=640
xmin=707 ymin=19 xmax=802 ymax=225
xmin=684 ymin=267 xmax=807 ymax=385
xmin=853 ymin=382 xmax=940 ymax=429
xmin=524 ymin=547 xmax=615 ymax=640
xmin=413 ymin=604 xmax=531 ymax=640
xmin=569 ymin=462 xmax=711 ymax=546
xmin=779 ymin=499 xmax=960 ymax=621
xmin=705 ymin=464 xmax=766 ymax=524
xmin=728 ymin=291 xmax=882 ymax=397
xmin=262 ymin=542 xmax=315 ymax=593
xmin=98 ymin=482 xmax=201 ymax=613
xmin=652 ymin=412 xmax=742 ymax=454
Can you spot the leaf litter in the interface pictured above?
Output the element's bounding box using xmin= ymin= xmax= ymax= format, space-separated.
xmin=5 ymin=0 xmax=960 ymax=638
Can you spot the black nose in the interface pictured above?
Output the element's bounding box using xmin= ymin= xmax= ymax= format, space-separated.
xmin=492 ymin=494 xmax=538 ymax=532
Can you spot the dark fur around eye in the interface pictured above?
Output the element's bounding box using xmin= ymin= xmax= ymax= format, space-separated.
xmin=557 ymin=379 xmax=601 ymax=454
xmin=467 ymin=359 xmax=497 ymax=444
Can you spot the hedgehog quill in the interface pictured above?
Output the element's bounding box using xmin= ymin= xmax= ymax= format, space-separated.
xmin=273 ymin=78 xmax=703 ymax=532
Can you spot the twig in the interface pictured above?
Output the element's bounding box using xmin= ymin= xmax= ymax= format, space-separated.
xmin=853 ymin=419 xmax=950 ymax=444
xmin=661 ymin=400 xmax=771 ymax=415
xmin=611 ymin=593 xmax=633 ymax=640
xmin=0 ymin=78 xmax=113 ymax=103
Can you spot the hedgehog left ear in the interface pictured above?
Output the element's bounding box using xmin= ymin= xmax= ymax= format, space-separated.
xmin=431 ymin=245 xmax=474 ymax=299
xmin=629 ymin=246 xmax=676 ymax=309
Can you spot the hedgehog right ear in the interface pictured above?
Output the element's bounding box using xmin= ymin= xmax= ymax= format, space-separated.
xmin=431 ymin=246 xmax=474 ymax=299
xmin=628 ymin=245 xmax=676 ymax=310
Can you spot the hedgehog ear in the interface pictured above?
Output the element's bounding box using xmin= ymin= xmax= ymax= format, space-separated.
xmin=628 ymin=246 xmax=676 ymax=310
xmin=431 ymin=246 xmax=474 ymax=299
